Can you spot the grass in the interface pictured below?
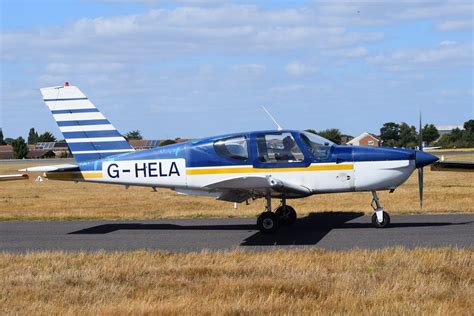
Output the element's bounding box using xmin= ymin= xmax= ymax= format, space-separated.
xmin=0 ymin=158 xmax=473 ymax=220
xmin=0 ymin=248 xmax=472 ymax=315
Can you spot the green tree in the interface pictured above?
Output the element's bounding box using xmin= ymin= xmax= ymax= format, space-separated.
xmin=449 ymin=128 xmax=463 ymax=143
xmin=159 ymin=139 xmax=176 ymax=146
xmin=399 ymin=122 xmax=417 ymax=148
xmin=464 ymin=119 xmax=474 ymax=133
xmin=4 ymin=138 xmax=14 ymax=145
xmin=422 ymin=124 xmax=439 ymax=145
xmin=380 ymin=122 xmax=400 ymax=146
xmin=11 ymin=137 xmax=28 ymax=159
xmin=125 ymin=130 xmax=143 ymax=140
xmin=37 ymin=131 xmax=56 ymax=142
xmin=462 ymin=120 xmax=474 ymax=144
xmin=28 ymin=128 xmax=39 ymax=144
xmin=317 ymin=128 xmax=342 ymax=144
xmin=0 ymin=129 xmax=6 ymax=145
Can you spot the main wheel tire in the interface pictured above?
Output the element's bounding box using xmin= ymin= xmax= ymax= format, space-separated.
xmin=275 ymin=205 xmax=297 ymax=226
xmin=371 ymin=212 xmax=391 ymax=228
xmin=257 ymin=212 xmax=280 ymax=234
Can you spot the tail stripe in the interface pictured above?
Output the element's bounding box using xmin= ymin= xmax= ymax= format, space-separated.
xmin=53 ymin=112 xmax=106 ymax=121
xmin=63 ymin=130 xmax=122 ymax=138
xmin=59 ymin=124 xmax=116 ymax=132
xmin=57 ymin=119 xmax=110 ymax=127
xmin=44 ymin=97 xmax=88 ymax=102
xmin=73 ymin=149 xmax=134 ymax=155
xmin=51 ymin=109 xmax=100 ymax=114
xmin=67 ymin=137 xmax=125 ymax=143
xmin=69 ymin=141 xmax=132 ymax=152
xmin=45 ymin=101 xmax=95 ymax=111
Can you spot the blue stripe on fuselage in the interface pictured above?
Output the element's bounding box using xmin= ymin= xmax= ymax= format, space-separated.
xmin=57 ymin=119 xmax=110 ymax=126
xmin=63 ymin=130 xmax=122 ymax=139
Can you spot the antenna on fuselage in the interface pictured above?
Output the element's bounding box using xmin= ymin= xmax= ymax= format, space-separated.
xmin=261 ymin=106 xmax=283 ymax=131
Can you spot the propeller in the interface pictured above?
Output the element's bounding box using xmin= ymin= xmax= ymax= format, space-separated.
xmin=418 ymin=112 xmax=423 ymax=209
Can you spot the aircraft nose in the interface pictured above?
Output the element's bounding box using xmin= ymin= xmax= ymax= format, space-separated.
xmin=415 ymin=151 xmax=439 ymax=168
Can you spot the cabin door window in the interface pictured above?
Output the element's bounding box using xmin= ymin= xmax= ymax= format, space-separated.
xmin=256 ymin=133 xmax=305 ymax=163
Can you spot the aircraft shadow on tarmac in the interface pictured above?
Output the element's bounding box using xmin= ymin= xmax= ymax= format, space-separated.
xmin=68 ymin=212 xmax=471 ymax=246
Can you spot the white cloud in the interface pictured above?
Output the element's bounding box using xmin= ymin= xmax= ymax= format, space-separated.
xmin=231 ymin=64 xmax=266 ymax=75
xmin=313 ymin=0 xmax=473 ymax=32
xmin=327 ymin=46 xmax=369 ymax=58
xmin=0 ymin=5 xmax=385 ymax=65
xmin=285 ymin=62 xmax=318 ymax=76
xmin=46 ymin=62 xmax=126 ymax=74
xmin=270 ymin=84 xmax=304 ymax=93
xmin=437 ymin=19 xmax=473 ymax=31
xmin=367 ymin=42 xmax=473 ymax=71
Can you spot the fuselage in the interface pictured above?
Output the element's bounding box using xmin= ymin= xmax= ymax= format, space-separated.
xmin=45 ymin=129 xmax=438 ymax=198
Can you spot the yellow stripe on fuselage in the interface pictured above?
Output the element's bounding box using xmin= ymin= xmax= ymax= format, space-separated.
xmin=186 ymin=164 xmax=353 ymax=175
xmin=45 ymin=172 xmax=103 ymax=180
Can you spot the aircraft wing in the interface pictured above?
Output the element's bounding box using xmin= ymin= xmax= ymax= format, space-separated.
xmin=19 ymin=164 xmax=80 ymax=173
xmin=0 ymin=174 xmax=29 ymax=181
xmin=205 ymin=176 xmax=312 ymax=202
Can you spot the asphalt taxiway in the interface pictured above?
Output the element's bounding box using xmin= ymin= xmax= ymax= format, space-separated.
xmin=1 ymin=213 xmax=473 ymax=253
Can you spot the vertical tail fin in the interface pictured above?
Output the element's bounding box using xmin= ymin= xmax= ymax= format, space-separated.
xmin=40 ymin=83 xmax=134 ymax=162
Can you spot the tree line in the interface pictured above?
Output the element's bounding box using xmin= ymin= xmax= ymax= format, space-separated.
xmin=307 ymin=119 xmax=473 ymax=148
xmin=0 ymin=128 xmax=178 ymax=159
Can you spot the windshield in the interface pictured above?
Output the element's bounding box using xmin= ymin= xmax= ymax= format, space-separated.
xmin=300 ymin=132 xmax=333 ymax=160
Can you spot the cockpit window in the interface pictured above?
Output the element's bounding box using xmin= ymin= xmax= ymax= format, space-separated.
xmin=300 ymin=132 xmax=333 ymax=160
xmin=214 ymin=136 xmax=248 ymax=161
xmin=257 ymin=132 xmax=304 ymax=163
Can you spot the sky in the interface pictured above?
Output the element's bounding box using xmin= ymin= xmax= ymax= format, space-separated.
xmin=0 ymin=0 xmax=473 ymax=140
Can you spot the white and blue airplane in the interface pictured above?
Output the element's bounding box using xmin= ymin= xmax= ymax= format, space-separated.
xmin=22 ymin=83 xmax=439 ymax=233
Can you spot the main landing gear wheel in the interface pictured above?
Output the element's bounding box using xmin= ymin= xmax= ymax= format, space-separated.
xmin=371 ymin=212 xmax=390 ymax=228
xmin=275 ymin=205 xmax=297 ymax=226
xmin=257 ymin=212 xmax=280 ymax=234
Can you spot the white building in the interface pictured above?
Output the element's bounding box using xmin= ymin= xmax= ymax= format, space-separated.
xmin=435 ymin=125 xmax=464 ymax=138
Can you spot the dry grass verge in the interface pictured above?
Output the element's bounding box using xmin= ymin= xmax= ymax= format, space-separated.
xmin=0 ymin=248 xmax=472 ymax=315
xmin=1 ymin=159 xmax=473 ymax=220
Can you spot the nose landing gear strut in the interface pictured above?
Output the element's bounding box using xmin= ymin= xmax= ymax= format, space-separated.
xmin=371 ymin=191 xmax=391 ymax=228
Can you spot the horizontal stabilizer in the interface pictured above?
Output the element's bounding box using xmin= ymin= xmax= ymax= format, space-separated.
xmin=431 ymin=161 xmax=474 ymax=172
xmin=0 ymin=174 xmax=29 ymax=181
xmin=19 ymin=164 xmax=79 ymax=173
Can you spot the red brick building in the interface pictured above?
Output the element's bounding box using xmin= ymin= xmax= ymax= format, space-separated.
xmin=346 ymin=132 xmax=380 ymax=147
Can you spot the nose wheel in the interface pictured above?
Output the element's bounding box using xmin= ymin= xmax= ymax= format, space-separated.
xmin=257 ymin=194 xmax=297 ymax=233
xmin=371 ymin=191 xmax=391 ymax=228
